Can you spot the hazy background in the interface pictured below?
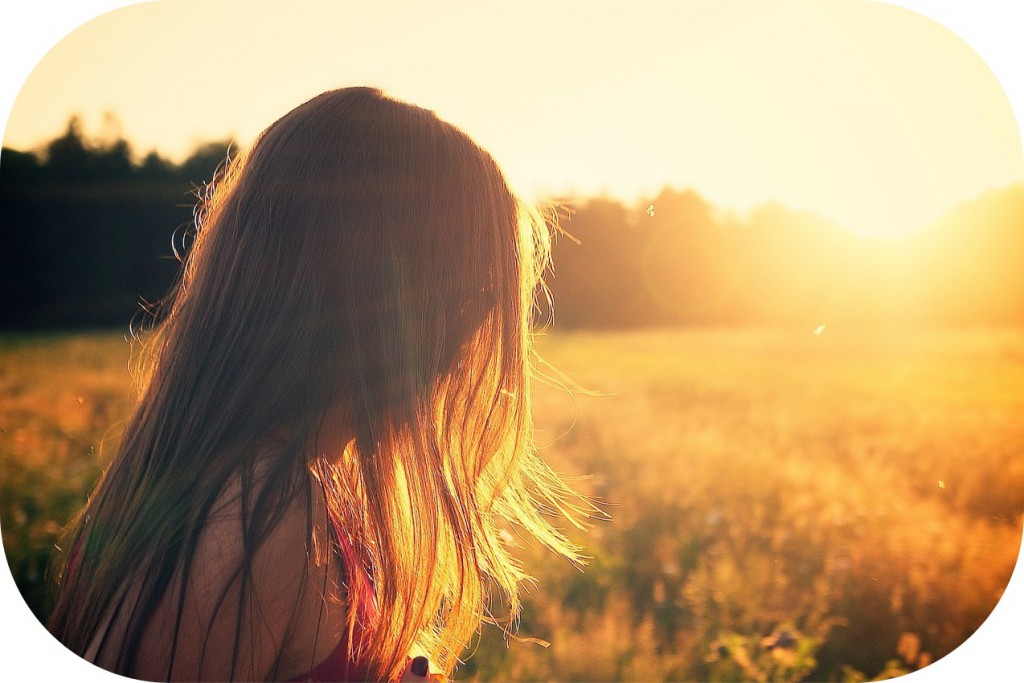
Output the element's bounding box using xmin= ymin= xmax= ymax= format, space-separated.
xmin=3 ymin=0 xmax=1023 ymax=331
xmin=5 ymin=0 xmax=1023 ymax=237
xmin=3 ymin=1 xmax=1024 ymax=681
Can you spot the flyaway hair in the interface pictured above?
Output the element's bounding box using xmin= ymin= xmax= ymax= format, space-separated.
xmin=48 ymin=87 xmax=590 ymax=681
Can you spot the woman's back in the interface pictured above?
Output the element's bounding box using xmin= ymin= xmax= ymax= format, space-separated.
xmin=84 ymin=457 xmax=355 ymax=681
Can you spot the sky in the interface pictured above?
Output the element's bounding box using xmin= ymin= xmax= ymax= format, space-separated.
xmin=2 ymin=0 xmax=1023 ymax=238
xmin=1 ymin=2 xmax=1023 ymax=682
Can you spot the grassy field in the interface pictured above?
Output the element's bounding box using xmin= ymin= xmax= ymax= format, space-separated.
xmin=2 ymin=328 xmax=1022 ymax=681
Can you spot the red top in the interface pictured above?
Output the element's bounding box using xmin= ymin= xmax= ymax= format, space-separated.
xmin=287 ymin=511 xmax=376 ymax=682
xmin=288 ymin=637 xmax=369 ymax=683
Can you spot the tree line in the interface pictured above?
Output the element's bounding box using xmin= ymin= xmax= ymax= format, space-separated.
xmin=1 ymin=118 xmax=238 ymax=328
xmin=546 ymin=186 xmax=1024 ymax=328
xmin=2 ymin=118 xmax=1023 ymax=329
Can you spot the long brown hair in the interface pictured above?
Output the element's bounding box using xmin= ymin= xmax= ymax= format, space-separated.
xmin=48 ymin=87 xmax=587 ymax=680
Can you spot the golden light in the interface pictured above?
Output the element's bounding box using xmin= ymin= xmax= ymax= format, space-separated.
xmin=4 ymin=0 xmax=1022 ymax=240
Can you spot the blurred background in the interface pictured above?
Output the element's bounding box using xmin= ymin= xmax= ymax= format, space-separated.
xmin=2 ymin=1 xmax=1023 ymax=681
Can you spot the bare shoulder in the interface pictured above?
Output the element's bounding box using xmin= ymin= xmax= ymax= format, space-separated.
xmin=132 ymin=460 xmax=340 ymax=681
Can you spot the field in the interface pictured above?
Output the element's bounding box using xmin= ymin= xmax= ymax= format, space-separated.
xmin=2 ymin=328 xmax=1022 ymax=681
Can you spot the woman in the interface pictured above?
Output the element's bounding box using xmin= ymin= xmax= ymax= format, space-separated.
xmin=48 ymin=87 xmax=587 ymax=681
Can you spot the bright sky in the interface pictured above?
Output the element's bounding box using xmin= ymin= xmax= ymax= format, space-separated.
xmin=3 ymin=0 xmax=1023 ymax=238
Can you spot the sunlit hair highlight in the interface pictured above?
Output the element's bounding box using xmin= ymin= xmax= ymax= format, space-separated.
xmin=49 ymin=87 xmax=587 ymax=681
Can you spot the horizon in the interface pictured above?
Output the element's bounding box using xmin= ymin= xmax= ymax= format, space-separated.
xmin=2 ymin=4 xmax=1024 ymax=683
xmin=3 ymin=0 xmax=1023 ymax=239
xmin=5 ymin=115 xmax=1022 ymax=244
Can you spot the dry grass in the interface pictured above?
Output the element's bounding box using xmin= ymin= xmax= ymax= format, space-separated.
xmin=1 ymin=328 xmax=1021 ymax=681
xmin=471 ymin=328 xmax=1024 ymax=681
xmin=0 ymin=332 xmax=135 ymax=618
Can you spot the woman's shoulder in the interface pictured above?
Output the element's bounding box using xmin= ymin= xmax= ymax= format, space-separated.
xmin=135 ymin=458 xmax=348 ymax=680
